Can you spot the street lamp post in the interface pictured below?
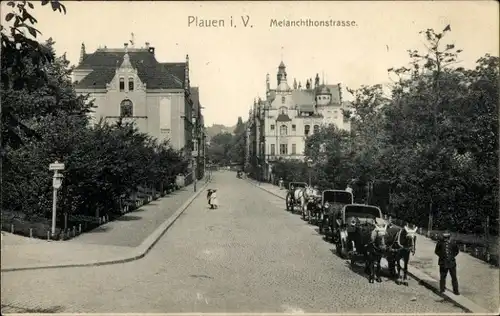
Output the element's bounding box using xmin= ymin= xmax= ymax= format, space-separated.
xmin=49 ymin=161 xmax=65 ymax=238
xmin=257 ymin=164 xmax=261 ymax=185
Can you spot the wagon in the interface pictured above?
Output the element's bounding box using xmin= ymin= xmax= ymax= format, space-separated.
xmin=318 ymin=190 xmax=353 ymax=239
xmin=334 ymin=204 xmax=384 ymax=259
xmin=285 ymin=182 xmax=307 ymax=213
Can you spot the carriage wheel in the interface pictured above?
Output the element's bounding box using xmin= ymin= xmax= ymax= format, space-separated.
xmin=350 ymin=241 xmax=357 ymax=265
xmin=285 ymin=194 xmax=291 ymax=212
xmin=328 ymin=224 xmax=335 ymax=241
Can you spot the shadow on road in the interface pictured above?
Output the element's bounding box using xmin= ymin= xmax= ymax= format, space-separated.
xmin=129 ymin=207 xmax=148 ymax=213
xmin=114 ymin=215 xmax=142 ymax=221
xmin=86 ymin=225 xmax=112 ymax=233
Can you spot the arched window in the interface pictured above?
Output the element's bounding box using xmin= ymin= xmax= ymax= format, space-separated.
xmin=119 ymin=77 xmax=125 ymax=91
xmin=313 ymin=125 xmax=320 ymax=133
xmin=279 ymin=106 xmax=288 ymax=115
xmin=120 ymin=99 xmax=133 ymax=117
xmin=304 ymin=124 xmax=310 ymax=136
xmin=281 ymin=96 xmax=286 ymax=104
xmin=128 ymin=77 xmax=134 ymax=91
xmin=280 ymin=125 xmax=288 ymax=136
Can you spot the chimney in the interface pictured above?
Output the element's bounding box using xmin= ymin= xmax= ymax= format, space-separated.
xmin=145 ymin=42 xmax=150 ymax=49
xmin=79 ymin=42 xmax=86 ymax=64
xmin=148 ymin=47 xmax=155 ymax=54
xmin=124 ymin=43 xmax=128 ymax=53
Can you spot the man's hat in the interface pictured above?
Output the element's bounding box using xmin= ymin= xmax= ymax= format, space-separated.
xmin=442 ymin=230 xmax=451 ymax=238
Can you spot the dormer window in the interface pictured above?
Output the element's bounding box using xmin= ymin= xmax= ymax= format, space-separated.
xmin=119 ymin=77 xmax=125 ymax=91
xmin=279 ymin=106 xmax=287 ymax=115
xmin=128 ymin=77 xmax=134 ymax=91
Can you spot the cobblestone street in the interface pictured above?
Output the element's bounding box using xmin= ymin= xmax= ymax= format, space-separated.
xmin=1 ymin=172 xmax=464 ymax=313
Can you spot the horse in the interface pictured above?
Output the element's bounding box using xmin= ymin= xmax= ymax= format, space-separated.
xmin=365 ymin=221 xmax=389 ymax=283
xmin=387 ymin=224 xmax=418 ymax=285
xmin=301 ymin=186 xmax=321 ymax=221
xmin=288 ymin=185 xmax=306 ymax=213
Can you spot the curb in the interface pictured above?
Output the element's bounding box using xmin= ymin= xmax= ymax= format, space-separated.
xmin=248 ymin=179 xmax=492 ymax=314
xmin=1 ymin=179 xmax=210 ymax=273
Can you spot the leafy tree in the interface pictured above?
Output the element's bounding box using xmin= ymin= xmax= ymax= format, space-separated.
xmin=260 ymin=25 xmax=498 ymax=233
xmin=1 ymin=0 xmax=67 ymax=153
xmin=206 ymin=117 xmax=247 ymax=166
xmin=229 ymin=117 xmax=246 ymax=165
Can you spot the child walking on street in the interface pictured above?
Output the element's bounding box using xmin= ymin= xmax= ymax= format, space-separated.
xmin=206 ymin=189 xmax=219 ymax=209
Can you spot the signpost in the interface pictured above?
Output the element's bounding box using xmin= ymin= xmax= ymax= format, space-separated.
xmin=49 ymin=161 xmax=65 ymax=238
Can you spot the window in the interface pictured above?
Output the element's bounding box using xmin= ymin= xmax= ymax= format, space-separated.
xmin=120 ymin=99 xmax=133 ymax=117
xmin=128 ymin=77 xmax=134 ymax=91
xmin=280 ymin=144 xmax=288 ymax=155
xmin=292 ymin=124 xmax=296 ymax=131
xmin=282 ymin=96 xmax=286 ymax=103
xmin=280 ymin=125 xmax=288 ymax=136
xmin=304 ymin=124 xmax=310 ymax=136
xmin=270 ymin=124 xmax=275 ymax=131
xmin=313 ymin=125 xmax=320 ymax=133
xmin=119 ymin=77 xmax=125 ymax=91
xmin=270 ymin=144 xmax=276 ymax=155
xmin=279 ymin=106 xmax=287 ymax=115
xmin=292 ymin=144 xmax=296 ymax=154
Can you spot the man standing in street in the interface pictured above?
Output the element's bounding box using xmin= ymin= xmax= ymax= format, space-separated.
xmin=434 ymin=230 xmax=460 ymax=295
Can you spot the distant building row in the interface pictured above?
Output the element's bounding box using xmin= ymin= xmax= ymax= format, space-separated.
xmin=72 ymin=42 xmax=205 ymax=162
xmin=245 ymin=60 xmax=351 ymax=180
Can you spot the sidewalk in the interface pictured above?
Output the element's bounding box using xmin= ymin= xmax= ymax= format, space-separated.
xmin=1 ymin=180 xmax=208 ymax=272
xmin=249 ymin=179 xmax=499 ymax=314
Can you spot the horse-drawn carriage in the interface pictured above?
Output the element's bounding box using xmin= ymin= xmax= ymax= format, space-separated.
xmin=333 ymin=204 xmax=384 ymax=260
xmin=285 ymin=182 xmax=307 ymax=213
xmin=301 ymin=187 xmax=323 ymax=223
xmin=318 ymin=190 xmax=354 ymax=239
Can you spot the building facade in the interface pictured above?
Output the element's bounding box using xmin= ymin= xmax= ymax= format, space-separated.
xmin=246 ymin=61 xmax=351 ymax=180
xmin=72 ymin=42 xmax=204 ymax=161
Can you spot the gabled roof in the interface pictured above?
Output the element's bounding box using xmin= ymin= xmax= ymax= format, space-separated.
xmin=75 ymin=49 xmax=185 ymax=90
xmin=276 ymin=114 xmax=292 ymax=122
xmin=162 ymin=62 xmax=186 ymax=83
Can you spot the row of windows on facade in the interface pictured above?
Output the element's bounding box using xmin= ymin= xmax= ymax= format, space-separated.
xmin=280 ymin=94 xmax=330 ymax=105
xmin=270 ymin=124 xmax=320 ymax=136
xmin=269 ymin=144 xmax=296 ymax=155
xmin=119 ymin=77 xmax=135 ymax=92
xmin=279 ymin=106 xmax=339 ymax=115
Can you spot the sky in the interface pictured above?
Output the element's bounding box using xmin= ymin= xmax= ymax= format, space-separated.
xmin=2 ymin=1 xmax=498 ymax=126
